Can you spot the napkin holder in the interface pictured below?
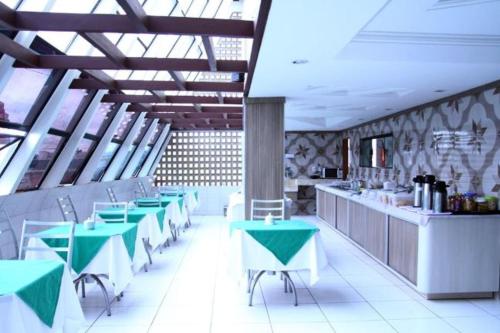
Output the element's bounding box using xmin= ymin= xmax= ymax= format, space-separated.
xmin=264 ymin=213 xmax=274 ymax=225
xmin=83 ymin=219 xmax=95 ymax=230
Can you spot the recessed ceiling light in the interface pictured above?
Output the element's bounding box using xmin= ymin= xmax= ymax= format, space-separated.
xmin=292 ymin=59 xmax=308 ymax=65
xmin=434 ymin=89 xmax=446 ymax=93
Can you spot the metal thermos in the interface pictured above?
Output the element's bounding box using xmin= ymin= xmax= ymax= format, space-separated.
xmin=413 ymin=175 xmax=424 ymax=207
xmin=422 ymin=175 xmax=435 ymax=210
xmin=433 ymin=181 xmax=448 ymax=213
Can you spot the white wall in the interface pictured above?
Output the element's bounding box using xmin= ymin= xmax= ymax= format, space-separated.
xmin=181 ymin=186 xmax=241 ymax=216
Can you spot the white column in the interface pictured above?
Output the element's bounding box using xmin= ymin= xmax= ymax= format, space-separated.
xmin=76 ymin=103 xmax=128 ymax=184
xmin=147 ymin=130 xmax=172 ymax=176
xmin=120 ymin=119 xmax=158 ymax=180
xmin=138 ymin=124 xmax=170 ymax=177
xmin=0 ymin=69 xmax=80 ymax=195
xmin=102 ymin=112 xmax=146 ymax=181
xmin=40 ymin=90 xmax=108 ymax=188
xmin=0 ymin=0 xmax=55 ymax=91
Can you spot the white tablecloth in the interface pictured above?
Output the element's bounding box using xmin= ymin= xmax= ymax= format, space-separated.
xmin=0 ymin=267 xmax=84 ymax=333
xmin=228 ymin=230 xmax=328 ymax=285
xmin=164 ymin=200 xmax=183 ymax=234
xmin=227 ymin=192 xmax=244 ymax=221
xmin=28 ymin=232 xmax=148 ymax=296
xmin=136 ymin=213 xmax=166 ymax=250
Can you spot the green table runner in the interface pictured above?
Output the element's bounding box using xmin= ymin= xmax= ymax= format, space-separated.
xmin=136 ymin=197 xmax=183 ymax=213
xmin=98 ymin=207 xmax=165 ymax=231
xmin=0 ymin=260 xmax=64 ymax=327
xmin=40 ymin=224 xmax=137 ymax=274
xmin=230 ymin=220 xmax=319 ymax=265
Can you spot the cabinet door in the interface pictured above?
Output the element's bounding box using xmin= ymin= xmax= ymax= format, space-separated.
xmin=349 ymin=202 xmax=366 ymax=246
xmin=336 ymin=197 xmax=349 ymax=235
xmin=316 ymin=190 xmax=325 ymax=219
xmin=365 ymin=209 xmax=386 ymax=262
xmin=328 ymin=194 xmax=337 ymax=228
xmin=388 ymin=217 xmax=418 ymax=284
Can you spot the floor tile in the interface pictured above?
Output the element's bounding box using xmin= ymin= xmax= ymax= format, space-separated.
xmin=419 ymin=299 xmax=490 ymax=317
xmin=211 ymin=323 xmax=273 ymax=333
xmin=153 ymin=304 xmax=212 ymax=325
xmin=262 ymin=287 xmax=315 ymax=305
xmin=331 ymin=320 xmax=397 ymax=333
xmin=266 ymin=304 xmax=327 ymax=323
xmin=320 ymin=301 xmax=383 ymax=322
xmin=309 ymin=286 xmax=364 ymax=303
xmin=444 ymin=315 xmax=500 ymax=333
xmin=92 ymin=307 xmax=158 ymax=327
xmin=369 ymin=300 xmax=437 ymax=320
xmin=87 ymin=325 xmax=149 ymax=333
xmin=212 ymin=303 xmax=270 ymax=324
xmin=389 ymin=318 xmax=459 ymax=333
xmin=272 ymin=322 xmax=335 ymax=333
xmin=354 ymin=286 xmax=412 ymax=301
xmin=149 ymin=323 xmax=210 ymax=333
xmin=470 ymin=298 xmax=500 ymax=316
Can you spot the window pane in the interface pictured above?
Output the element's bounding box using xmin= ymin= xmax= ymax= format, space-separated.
xmin=115 ymin=145 xmax=136 ymax=179
xmin=133 ymin=146 xmax=151 ymax=177
xmin=0 ymin=68 xmax=52 ymax=125
xmin=92 ymin=142 xmax=119 ymax=181
xmin=17 ymin=135 xmax=65 ymax=191
xmin=113 ymin=113 xmax=135 ymax=140
xmin=87 ymin=103 xmax=114 ymax=136
xmin=61 ymin=138 xmax=95 ymax=184
xmin=0 ymin=136 xmax=23 ymax=175
xmin=52 ymin=89 xmax=89 ymax=131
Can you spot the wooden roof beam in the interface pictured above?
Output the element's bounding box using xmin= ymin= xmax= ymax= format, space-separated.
xmin=0 ymin=32 xmax=38 ymax=67
xmin=201 ymin=36 xmax=217 ymax=71
xmin=116 ymin=0 xmax=148 ymax=33
xmin=79 ymin=32 xmax=126 ymax=68
xmin=102 ymin=94 xmax=242 ymax=104
xmin=10 ymin=11 xmax=254 ymax=38
xmin=127 ymin=104 xmax=243 ymax=113
xmin=14 ymin=55 xmax=248 ymax=72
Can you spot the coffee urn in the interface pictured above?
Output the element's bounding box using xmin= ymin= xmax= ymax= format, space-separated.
xmin=433 ymin=181 xmax=448 ymax=213
xmin=412 ymin=175 xmax=424 ymax=207
xmin=422 ymin=175 xmax=435 ymax=210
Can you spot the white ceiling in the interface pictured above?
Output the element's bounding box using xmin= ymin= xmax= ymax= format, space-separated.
xmin=249 ymin=0 xmax=500 ymax=131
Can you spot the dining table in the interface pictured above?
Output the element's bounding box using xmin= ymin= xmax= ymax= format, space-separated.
xmin=27 ymin=223 xmax=148 ymax=296
xmin=134 ymin=197 xmax=184 ymax=241
xmin=228 ymin=219 xmax=327 ymax=306
xmin=0 ymin=259 xmax=84 ymax=333
xmin=97 ymin=206 xmax=167 ymax=251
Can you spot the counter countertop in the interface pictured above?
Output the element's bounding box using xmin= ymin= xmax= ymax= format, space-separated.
xmin=315 ymin=184 xmax=500 ymax=226
xmin=285 ymin=178 xmax=341 ymax=192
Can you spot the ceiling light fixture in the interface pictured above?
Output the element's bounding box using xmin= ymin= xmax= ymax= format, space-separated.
xmin=292 ymin=59 xmax=308 ymax=65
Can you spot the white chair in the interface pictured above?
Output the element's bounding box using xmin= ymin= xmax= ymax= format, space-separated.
xmin=0 ymin=209 xmax=18 ymax=259
xmin=159 ymin=186 xmax=180 ymax=196
xmin=137 ymin=181 xmax=148 ymax=197
xmin=251 ymin=199 xmax=285 ymax=220
xmin=57 ymin=195 xmax=79 ymax=223
xmin=92 ymin=202 xmax=128 ymax=224
xmin=106 ymin=187 xmax=118 ymax=203
xmin=18 ymin=220 xmax=76 ymax=270
xmin=135 ymin=197 xmax=161 ymax=208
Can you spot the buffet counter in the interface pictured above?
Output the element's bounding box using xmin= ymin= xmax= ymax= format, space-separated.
xmin=316 ymin=184 xmax=500 ymax=299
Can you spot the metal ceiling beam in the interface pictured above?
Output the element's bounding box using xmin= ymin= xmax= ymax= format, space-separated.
xmin=102 ymin=94 xmax=242 ymax=104
xmin=79 ymin=32 xmax=126 ymax=67
xmin=244 ymin=0 xmax=272 ymax=96
xmin=202 ymin=36 xmax=217 ymax=71
xmin=8 ymin=11 xmax=254 ymax=38
xmin=0 ymin=2 xmax=16 ymax=29
xmin=145 ymin=112 xmax=243 ymax=119
xmin=127 ymin=104 xmax=243 ymax=113
xmin=115 ymin=0 xmax=148 ymax=33
xmin=0 ymin=32 xmax=38 ymax=67
xmin=13 ymin=55 xmax=248 ymax=72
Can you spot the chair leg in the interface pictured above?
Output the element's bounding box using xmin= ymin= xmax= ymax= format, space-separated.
xmin=81 ymin=279 xmax=86 ymax=298
xmin=90 ymin=274 xmax=112 ymax=316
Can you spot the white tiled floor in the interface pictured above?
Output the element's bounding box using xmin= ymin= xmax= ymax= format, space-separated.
xmin=79 ymin=215 xmax=500 ymax=333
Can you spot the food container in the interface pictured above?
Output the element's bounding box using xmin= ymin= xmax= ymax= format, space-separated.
xmin=484 ymin=196 xmax=498 ymax=211
xmin=475 ymin=197 xmax=488 ymax=212
xmin=463 ymin=192 xmax=477 ymax=212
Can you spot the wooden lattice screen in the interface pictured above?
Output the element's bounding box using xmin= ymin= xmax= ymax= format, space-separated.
xmin=155 ymin=131 xmax=243 ymax=186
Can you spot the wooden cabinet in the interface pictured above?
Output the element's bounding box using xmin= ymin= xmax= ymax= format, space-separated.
xmin=336 ymin=197 xmax=349 ymax=235
xmin=388 ymin=217 xmax=418 ymax=284
xmin=327 ymin=193 xmax=336 ymax=228
xmin=365 ymin=208 xmax=386 ymax=262
xmin=316 ymin=190 xmax=337 ymax=228
xmin=349 ymin=202 xmax=366 ymax=246
xmin=316 ymin=190 xmax=325 ymax=219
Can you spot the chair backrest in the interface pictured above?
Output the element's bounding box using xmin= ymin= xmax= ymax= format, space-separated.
xmin=137 ymin=181 xmax=148 ymax=197
xmin=135 ymin=197 xmax=161 ymax=207
xmin=93 ymin=202 xmax=128 ymax=224
xmin=57 ymin=195 xmax=79 ymax=223
xmin=19 ymin=220 xmax=75 ymax=269
xmin=106 ymin=187 xmax=118 ymax=203
xmin=251 ymin=199 xmax=285 ymax=220
xmin=159 ymin=186 xmax=179 ymax=196
xmin=0 ymin=209 xmax=18 ymax=259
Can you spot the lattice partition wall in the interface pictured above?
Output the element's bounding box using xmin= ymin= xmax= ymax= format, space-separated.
xmin=155 ymin=131 xmax=243 ymax=186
